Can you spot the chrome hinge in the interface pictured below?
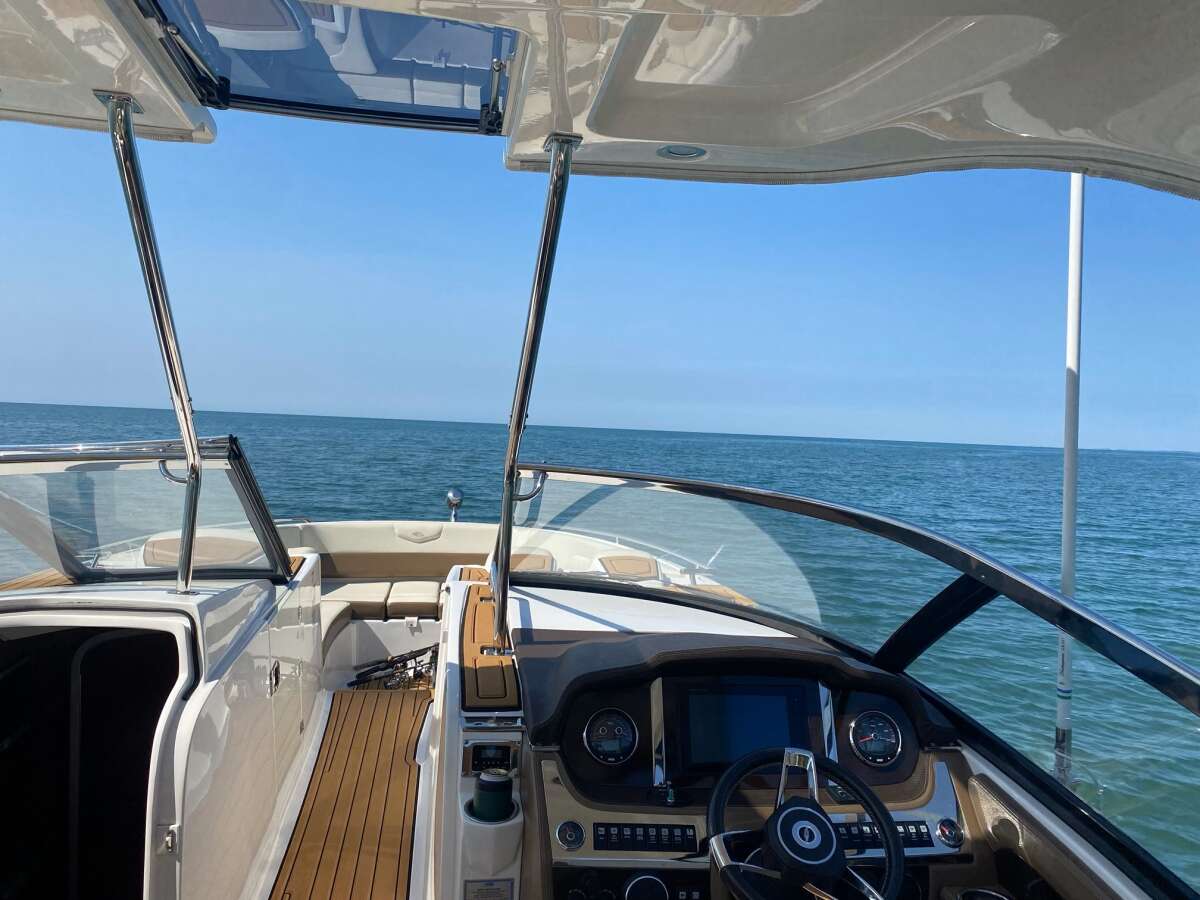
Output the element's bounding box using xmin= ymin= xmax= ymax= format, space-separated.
xmin=478 ymin=58 xmax=505 ymax=134
xmin=158 ymin=824 xmax=180 ymax=855
xmin=92 ymin=90 xmax=144 ymax=114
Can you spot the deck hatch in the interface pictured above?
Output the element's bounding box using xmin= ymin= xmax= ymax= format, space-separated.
xmin=150 ymin=0 xmax=519 ymax=133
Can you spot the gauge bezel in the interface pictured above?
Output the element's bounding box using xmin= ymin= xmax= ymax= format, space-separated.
xmin=848 ymin=710 xmax=902 ymax=767
xmin=583 ymin=707 xmax=639 ymax=766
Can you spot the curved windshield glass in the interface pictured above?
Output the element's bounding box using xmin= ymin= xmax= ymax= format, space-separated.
xmin=510 ymin=468 xmax=962 ymax=651
xmin=0 ymin=455 xmax=279 ymax=589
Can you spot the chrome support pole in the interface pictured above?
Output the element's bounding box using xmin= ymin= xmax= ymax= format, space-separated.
xmin=105 ymin=93 xmax=202 ymax=594
xmin=1055 ymin=172 xmax=1085 ymax=785
xmin=492 ymin=132 xmax=581 ymax=645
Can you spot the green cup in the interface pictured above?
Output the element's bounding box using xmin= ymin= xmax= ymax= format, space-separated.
xmin=471 ymin=769 xmax=514 ymax=822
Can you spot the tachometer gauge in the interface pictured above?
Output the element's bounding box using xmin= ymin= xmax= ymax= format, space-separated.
xmin=584 ymin=708 xmax=639 ymax=765
xmin=849 ymin=711 xmax=902 ymax=767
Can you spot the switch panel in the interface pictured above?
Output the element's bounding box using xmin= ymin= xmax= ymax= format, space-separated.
xmin=592 ymin=822 xmax=698 ymax=853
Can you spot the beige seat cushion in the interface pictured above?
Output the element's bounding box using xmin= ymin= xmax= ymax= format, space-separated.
xmin=599 ymin=554 xmax=660 ymax=579
xmin=322 ymin=580 xmax=390 ymax=619
xmin=387 ymin=579 xmax=441 ymax=619
xmin=320 ymin=599 xmax=352 ymax=656
xmin=512 ymin=551 xmax=554 ymax=573
xmin=144 ymin=534 xmax=263 ymax=568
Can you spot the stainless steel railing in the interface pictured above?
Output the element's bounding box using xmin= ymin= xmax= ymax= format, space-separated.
xmin=103 ymin=92 xmax=202 ymax=594
xmin=490 ymin=132 xmax=581 ymax=645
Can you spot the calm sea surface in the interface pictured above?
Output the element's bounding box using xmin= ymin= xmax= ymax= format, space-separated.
xmin=1 ymin=401 xmax=1197 ymax=885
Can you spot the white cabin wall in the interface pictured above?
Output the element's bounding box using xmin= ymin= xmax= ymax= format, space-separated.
xmin=177 ymin=611 xmax=276 ymax=900
xmin=176 ymin=565 xmax=322 ymax=900
xmin=267 ymin=556 xmax=321 ymax=793
xmin=295 ymin=556 xmax=322 ymax=740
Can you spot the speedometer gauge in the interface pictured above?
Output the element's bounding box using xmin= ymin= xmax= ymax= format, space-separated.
xmin=584 ymin=708 xmax=638 ymax=765
xmin=849 ymin=711 xmax=902 ymax=767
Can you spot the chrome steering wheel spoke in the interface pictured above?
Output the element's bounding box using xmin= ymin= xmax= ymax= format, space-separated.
xmin=842 ymin=865 xmax=886 ymax=900
xmin=709 ymin=830 xmax=781 ymax=881
xmin=708 ymin=747 xmax=905 ymax=900
xmin=777 ymin=746 xmax=819 ymax=809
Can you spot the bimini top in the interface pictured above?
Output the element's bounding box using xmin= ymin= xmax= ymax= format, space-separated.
xmin=5 ymin=0 xmax=1200 ymax=197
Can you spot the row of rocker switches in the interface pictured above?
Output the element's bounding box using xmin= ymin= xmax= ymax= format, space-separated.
xmin=836 ymin=820 xmax=934 ymax=851
xmin=593 ymin=823 xmax=699 ymax=852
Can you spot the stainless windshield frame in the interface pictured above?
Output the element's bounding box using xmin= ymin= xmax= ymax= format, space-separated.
xmin=490 ymin=133 xmax=581 ymax=646
xmin=0 ymin=436 xmax=292 ymax=585
xmin=105 ymin=93 xmax=203 ymax=594
xmin=511 ymin=463 xmax=1200 ymax=721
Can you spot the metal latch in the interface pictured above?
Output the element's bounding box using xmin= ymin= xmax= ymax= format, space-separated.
xmin=158 ymin=824 xmax=180 ymax=855
xmin=478 ymin=59 xmax=505 ymax=134
xmin=268 ymin=659 xmax=281 ymax=696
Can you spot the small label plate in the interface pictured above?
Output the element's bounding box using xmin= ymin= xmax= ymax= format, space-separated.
xmin=464 ymin=879 xmax=514 ymax=900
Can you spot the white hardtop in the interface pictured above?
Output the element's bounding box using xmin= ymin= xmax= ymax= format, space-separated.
xmin=5 ymin=0 xmax=1200 ymax=197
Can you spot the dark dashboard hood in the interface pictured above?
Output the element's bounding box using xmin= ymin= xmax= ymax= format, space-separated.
xmin=512 ymin=628 xmax=955 ymax=748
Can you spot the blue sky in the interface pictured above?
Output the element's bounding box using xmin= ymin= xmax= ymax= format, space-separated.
xmin=2 ymin=110 xmax=1197 ymax=451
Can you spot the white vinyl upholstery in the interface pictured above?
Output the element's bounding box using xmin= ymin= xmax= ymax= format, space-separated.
xmin=386 ymin=580 xmax=441 ymax=619
xmin=322 ymin=578 xmax=441 ymax=621
xmin=322 ymin=580 xmax=391 ymax=619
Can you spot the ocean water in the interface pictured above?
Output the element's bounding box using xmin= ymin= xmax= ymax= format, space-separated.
xmin=1 ymin=401 xmax=1197 ymax=885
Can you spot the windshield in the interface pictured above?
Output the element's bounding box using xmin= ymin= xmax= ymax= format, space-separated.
xmin=510 ymin=467 xmax=962 ymax=651
xmin=0 ymin=456 xmax=279 ymax=589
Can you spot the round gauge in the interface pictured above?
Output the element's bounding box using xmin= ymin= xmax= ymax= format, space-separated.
xmin=849 ymin=711 xmax=902 ymax=767
xmin=583 ymin=708 xmax=639 ymax=765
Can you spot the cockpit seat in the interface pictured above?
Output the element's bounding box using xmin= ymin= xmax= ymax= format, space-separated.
xmin=322 ymin=579 xmax=390 ymax=619
xmin=143 ymin=532 xmax=263 ymax=567
xmin=598 ymin=554 xmax=660 ymax=580
xmin=512 ymin=551 xmax=554 ymax=572
xmin=386 ymin=579 xmax=441 ymax=619
xmin=319 ymin=598 xmax=352 ymax=656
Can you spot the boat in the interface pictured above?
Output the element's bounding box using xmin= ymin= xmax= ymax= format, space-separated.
xmin=2 ymin=2 xmax=1198 ymax=899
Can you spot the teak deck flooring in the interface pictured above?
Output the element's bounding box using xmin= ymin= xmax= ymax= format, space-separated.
xmin=270 ymin=689 xmax=431 ymax=900
xmin=460 ymin=582 xmax=520 ymax=710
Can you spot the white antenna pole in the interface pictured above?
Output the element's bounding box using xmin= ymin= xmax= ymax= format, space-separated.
xmin=1056 ymin=172 xmax=1085 ymax=786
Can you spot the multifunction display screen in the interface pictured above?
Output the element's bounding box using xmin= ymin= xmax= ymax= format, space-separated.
xmin=667 ymin=676 xmax=816 ymax=783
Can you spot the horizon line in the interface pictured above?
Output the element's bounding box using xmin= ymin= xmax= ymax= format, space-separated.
xmin=1 ymin=399 xmax=1194 ymax=455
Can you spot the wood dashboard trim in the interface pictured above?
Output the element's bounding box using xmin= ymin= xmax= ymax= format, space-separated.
xmin=539 ymin=757 xmax=708 ymax=867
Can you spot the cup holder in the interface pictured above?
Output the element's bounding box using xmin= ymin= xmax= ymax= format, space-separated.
xmin=464 ymin=799 xmax=520 ymax=825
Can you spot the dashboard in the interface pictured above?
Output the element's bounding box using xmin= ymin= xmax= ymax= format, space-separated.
xmin=557 ymin=673 xmax=920 ymax=807
xmin=515 ymin=631 xmax=965 ymax=900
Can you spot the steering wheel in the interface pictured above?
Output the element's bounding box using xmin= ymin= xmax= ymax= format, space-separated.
xmin=706 ymin=747 xmax=905 ymax=900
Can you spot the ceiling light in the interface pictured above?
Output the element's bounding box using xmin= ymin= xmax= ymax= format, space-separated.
xmin=656 ymin=144 xmax=706 ymax=160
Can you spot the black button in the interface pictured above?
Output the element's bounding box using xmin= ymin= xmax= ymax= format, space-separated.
xmin=556 ymin=820 xmax=584 ymax=850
